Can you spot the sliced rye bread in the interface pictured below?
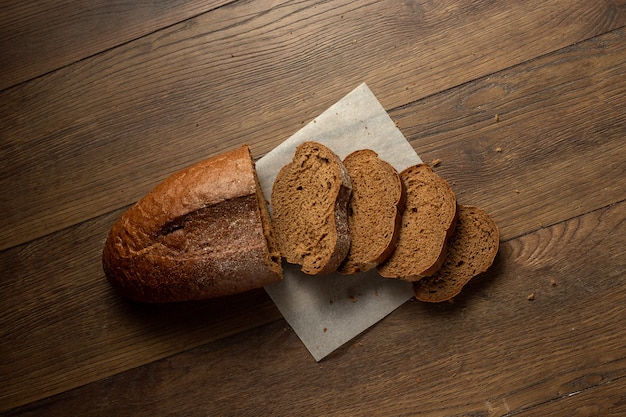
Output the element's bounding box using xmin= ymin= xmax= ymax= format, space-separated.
xmin=377 ymin=163 xmax=457 ymax=281
xmin=338 ymin=149 xmax=404 ymax=274
xmin=413 ymin=204 xmax=499 ymax=302
xmin=271 ymin=141 xmax=352 ymax=275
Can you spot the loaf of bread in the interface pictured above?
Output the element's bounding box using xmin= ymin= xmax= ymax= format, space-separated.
xmin=413 ymin=205 xmax=499 ymax=302
xmin=338 ymin=149 xmax=404 ymax=274
xmin=102 ymin=145 xmax=283 ymax=303
xmin=377 ymin=164 xmax=457 ymax=281
xmin=271 ymin=141 xmax=352 ymax=275
xmin=102 ymin=136 xmax=498 ymax=306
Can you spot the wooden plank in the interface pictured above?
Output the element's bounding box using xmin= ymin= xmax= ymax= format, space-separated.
xmin=5 ymin=200 xmax=624 ymax=415
xmin=0 ymin=207 xmax=282 ymax=412
xmin=0 ymin=0 xmax=234 ymax=90
xmin=2 ymin=0 xmax=625 ymax=250
xmin=2 ymin=21 xmax=625 ymax=413
xmin=395 ymin=27 xmax=626 ymax=241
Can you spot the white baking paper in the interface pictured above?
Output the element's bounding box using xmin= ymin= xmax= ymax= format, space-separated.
xmin=257 ymin=83 xmax=421 ymax=361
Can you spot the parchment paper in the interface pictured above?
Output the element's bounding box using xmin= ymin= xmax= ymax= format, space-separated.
xmin=257 ymin=83 xmax=422 ymax=361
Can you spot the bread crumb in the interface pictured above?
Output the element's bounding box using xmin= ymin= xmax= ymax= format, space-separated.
xmin=323 ymin=327 xmax=328 ymax=333
xmin=550 ymin=278 xmax=557 ymax=287
xmin=495 ymin=147 xmax=502 ymax=152
xmin=494 ymin=114 xmax=500 ymax=122
xmin=527 ymin=292 xmax=535 ymax=301
xmin=431 ymin=158 xmax=443 ymax=167
xmin=514 ymin=189 xmax=520 ymax=194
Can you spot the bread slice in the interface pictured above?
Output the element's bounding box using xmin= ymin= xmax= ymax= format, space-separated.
xmin=102 ymin=145 xmax=283 ymax=303
xmin=413 ymin=205 xmax=499 ymax=302
xmin=337 ymin=150 xmax=404 ymax=274
xmin=271 ymin=141 xmax=352 ymax=275
xmin=377 ymin=164 xmax=457 ymax=281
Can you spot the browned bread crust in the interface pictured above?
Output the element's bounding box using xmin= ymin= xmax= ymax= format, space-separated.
xmin=377 ymin=164 xmax=457 ymax=281
xmin=102 ymin=145 xmax=282 ymax=303
xmin=413 ymin=205 xmax=499 ymax=302
xmin=271 ymin=141 xmax=352 ymax=275
xmin=338 ymin=149 xmax=404 ymax=274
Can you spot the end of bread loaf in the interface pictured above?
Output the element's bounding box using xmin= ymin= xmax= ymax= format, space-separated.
xmin=377 ymin=164 xmax=457 ymax=281
xmin=338 ymin=149 xmax=404 ymax=274
xmin=413 ymin=205 xmax=499 ymax=302
xmin=271 ymin=141 xmax=352 ymax=275
xmin=102 ymin=145 xmax=282 ymax=303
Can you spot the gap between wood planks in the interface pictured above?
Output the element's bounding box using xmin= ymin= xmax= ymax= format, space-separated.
xmin=0 ymin=0 xmax=239 ymax=92
xmin=390 ymin=25 xmax=626 ymax=113
xmin=496 ymin=372 xmax=626 ymax=417
xmin=2 ymin=1 xmax=622 ymax=248
xmin=2 ymin=22 xmax=624 ymax=253
xmin=3 ymin=197 xmax=625 ymax=416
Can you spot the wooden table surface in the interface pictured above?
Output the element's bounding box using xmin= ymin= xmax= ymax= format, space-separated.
xmin=2 ymin=1 xmax=625 ymax=415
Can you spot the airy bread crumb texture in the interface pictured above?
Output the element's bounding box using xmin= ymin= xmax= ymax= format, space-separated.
xmin=413 ymin=204 xmax=499 ymax=302
xmin=338 ymin=149 xmax=404 ymax=274
xmin=377 ymin=164 xmax=457 ymax=281
xmin=271 ymin=142 xmax=351 ymax=275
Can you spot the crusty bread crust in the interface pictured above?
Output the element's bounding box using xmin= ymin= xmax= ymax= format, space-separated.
xmin=102 ymin=145 xmax=282 ymax=303
xmin=338 ymin=149 xmax=404 ymax=274
xmin=271 ymin=142 xmax=352 ymax=275
xmin=413 ymin=205 xmax=499 ymax=302
xmin=377 ymin=164 xmax=457 ymax=281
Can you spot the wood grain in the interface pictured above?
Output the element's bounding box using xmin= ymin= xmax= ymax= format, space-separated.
xmin=514 ymin=377 xmax=626 ymax=416
xmin=2 ymin=0 xmax=625 ymax=251
xmin=394 ymin=27 xmax=626 ymax=241
xmin=0 ymin=208 xmax=281 ymax=411
xmin=0 ymin=0 xmax=234 ymax=90
xmin=2 ymin=0 xmax=625 ymax=413
xmin=5 ymin=200 xmax=624 ymax=416
xmin=2 ymin=20 xmax=625 ymax=413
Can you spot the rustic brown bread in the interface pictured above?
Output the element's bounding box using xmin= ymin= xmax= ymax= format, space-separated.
xmin=377 ymin=164 xmax=457 ymax=281
xmin=413 ymin=205 xmax=499 ymax=302
xmin=102 ymin=145 xmax=282 ymax=303
xmin=338 ymin=149 xmax=404 ymax=274
xmin=271 ymin=141 xmax=352 ymax=275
